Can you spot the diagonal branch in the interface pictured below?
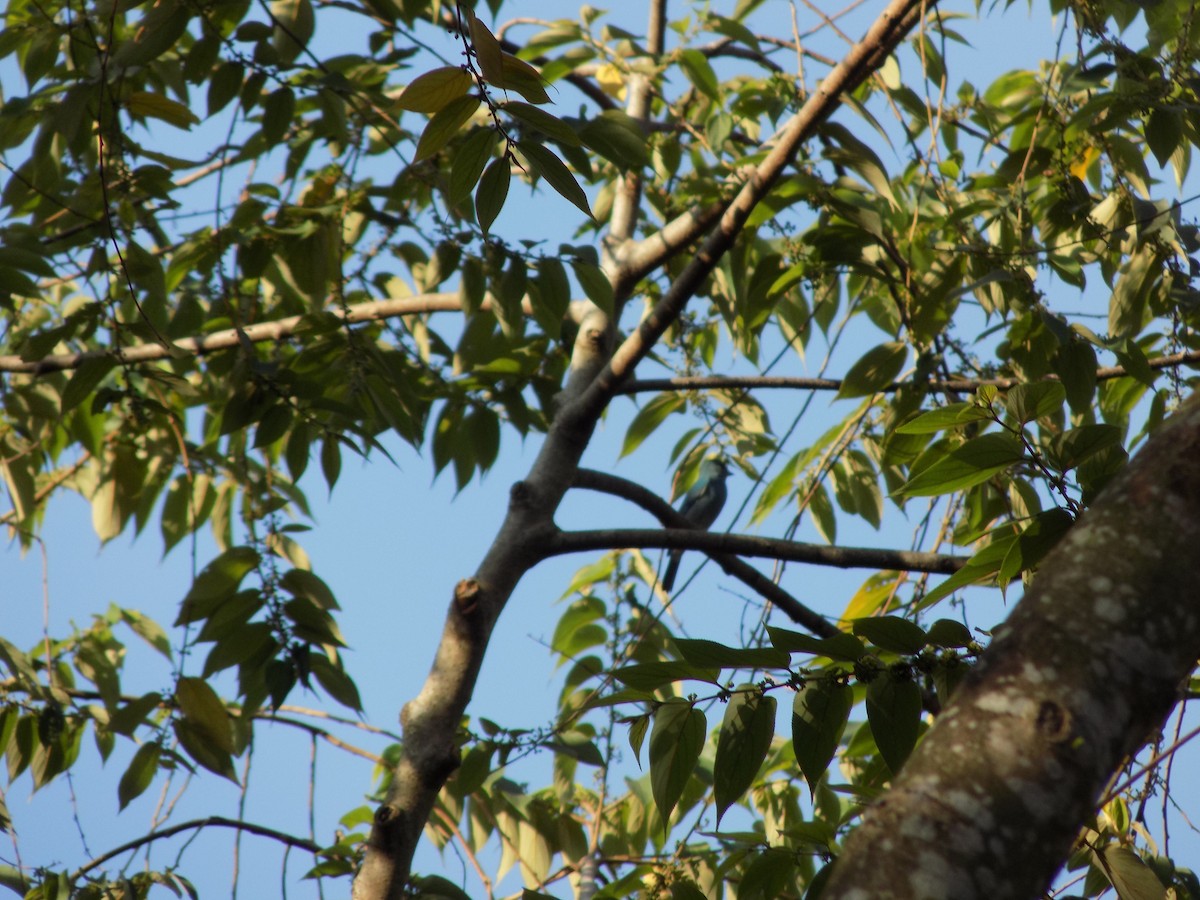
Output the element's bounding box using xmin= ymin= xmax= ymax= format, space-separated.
xmin=572 ymin=0 xmax=932 ymax=427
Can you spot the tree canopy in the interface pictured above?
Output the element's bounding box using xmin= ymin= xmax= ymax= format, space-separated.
xmin=4 ymin=0 xmax=1200 ymax=897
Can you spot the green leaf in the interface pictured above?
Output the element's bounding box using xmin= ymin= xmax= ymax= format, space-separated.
xmin=900 ymin=432 xmax=1025 ymax=497
xmin=678 ymin=48 xmax=721 ymax=101
xmin=767 ymin=627 xmax=865 ymax=661
xmin=612 ymin=661 xmax=719 ymax=692
xmin=321 ymin=435 xmax=342 ymax=490
xmin=465 ymin=7 xmax=504 ymax=84
xmin=896 ymin=401 xmax=991 ymax=434
xmin=504 ymin=102 xmax=581 ymax=146
xmin=792 ymin=678 xmax=852 ymax=793
xmin=173 ymin=719 xmax=237 ymax=781
xmin=60 ymin=357 xmax=117 ymax=413
xmin=851 ymin=616 xmax=927 ymax=655
xmin=533 ymin=257 xmax=570 ymax=332
xmin=1049 ymin=424 xmax=1123 ymax=471
xmin=649 ymin=699 xmax=706 ymax=826
xmin=1099 ymin=845 xmax=1168 ymax=900
xmin=713 ymin=689 xmax=776 ymax=824
xmin=837 ymin=342 xmax=907 ymax=399
xmin=110 ymin=693 xmax=165 ymax=736
xmin=414 ymin=95 xmax=480 ymax=163
xmin=675 ymin=638 xmax=790 ymax=670
xmin=261 ymin=87 xmax=295 ymax=145
xmin=621 ymin=393 xmax=685 ymax=458
xmin=1004 ymin=381 xmax=1066 ymax=425
xmin=925 ymin=618 xmax=973 ymax=648
xmin=175 ymin=677 xmax=234 ymax=755
xmin=1145 ymin=108 xmax=1182 ymax=169
xmin=865 ymin=672 xmax=922 ymax=774
xmin=628 ymin=713 xmax=649 ymax=765
xmin=309 ymin=654 xmax=363 ymax=711
xmin=449 ymin=127 xmax=500 ymax=207
xmin=112 ymin=0 xmax=190 ymax=67
xmin=119 ymin=608 xmax=173 ymax=659
xmin=579 ymin=111 xmax=649 ymax=170
xmin=1053 ymin=340 xmax=1099 ymax=413
xmin=1109 ymin=246 xmax=1157 ymax=338
xmin=517 ymin=140 xmax=592 ymax=219
xmin=176 ymin=547 xmax=261 ymax=625
xmin=571 ymin=259 xmax=613 ymax=315
xmin=396 ymin=66 xmax=474 ymax=113
xmin=118 ymin=742 xmax=160 ymax=810
xmin=495 ymin=54 xmax=552 ymax=104
xmin=476 ymin=157 xmax=511 ymax=233
xmin=126 ymin=92 xmax=200 ymax=130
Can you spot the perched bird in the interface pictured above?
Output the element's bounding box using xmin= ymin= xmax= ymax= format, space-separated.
xmin=662 ymin=458 xmax=731 ymax=591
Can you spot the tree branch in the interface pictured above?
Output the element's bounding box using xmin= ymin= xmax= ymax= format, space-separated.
xmin=572 ymin=468 xmax=840 ymax=636
xmin=72 ymin=816 xmax=321 ymax=881
xmin=573 ymin=0 xmax=933 ymax=427
xmin=823 ymin=393 xmax=1200 ymax=899
xmin=0 ymin=294 xmax=593 ymax=376
xmin=546 ymin=528 xmax=965 ymax=576
xmin=620 ymin=353 xmax=1200 ymax=394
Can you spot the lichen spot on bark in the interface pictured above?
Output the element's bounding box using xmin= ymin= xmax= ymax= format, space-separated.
xmin=1035 ymin=700 xmax=1072 ymax=743
xmin=1091 ymin=591 xmax=1124 ymax=624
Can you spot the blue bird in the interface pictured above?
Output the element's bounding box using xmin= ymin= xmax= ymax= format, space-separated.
xmin=662 ymin=458 xmax=731 ymax=591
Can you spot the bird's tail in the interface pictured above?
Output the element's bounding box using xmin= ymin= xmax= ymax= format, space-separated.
xmin=662 ymin=550 xmax=682 ymax=592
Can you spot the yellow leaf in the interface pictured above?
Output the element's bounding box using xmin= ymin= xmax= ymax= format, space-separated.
xmin=596 ymin=63 xmax=626 ymax=100
xmin=1069 ymin=145 xmax=1100 ymax=181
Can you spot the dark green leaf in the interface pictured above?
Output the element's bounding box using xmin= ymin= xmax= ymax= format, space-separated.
xmin=612 ymin=661 xmax=719 ymax=692
xmin=851 ymin=616 xmax=927 ymax=655
xmin=175 ymin=676 xmax=234 ymax=755
xmin=837 ymin=342 xmax=907 ymax=399
xmin=414 ymin=95 xmax=481 ymax=162
xmin=714 ymin=689 xmax=776 ymax=823
xmin=60 ymin=358 xmax=117 ymax=413
xmin=866 ymin=672 xmax=922 ymax=774
xmin=118 ymin=742 xmax=160 ymax=810
xmin=649 ymin=699 xmax=706 ymax=826
xmin=517 ymin=140 xmax=592 ymax=219
xmin=925 ymin=618 xmax=973 ymax=648
xmin=1100 ymin=845 xmax=1168 ymax=900
xmin=505 ymin=102 xmax=581 ymax=146
xmin=792 ymin=679 xmax=852 ymax=793
xmin=579 ymin=111 xmax=649 ymax=170
xmin=675 ymin=638 xmax=789 ymax=670
xmin=1145 ymin=108 xmax=1182 ymax=168
xmin=476 ymin=157 xmax=511 ymax=234
xmin=767 ymin=627 xmax=865 ymax=661
xmin=449 ymin=127 xmax=500 ymax=207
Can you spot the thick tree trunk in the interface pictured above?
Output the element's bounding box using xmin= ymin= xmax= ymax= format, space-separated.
xmin=824 ymin=393 xmax=1200 ymax=899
